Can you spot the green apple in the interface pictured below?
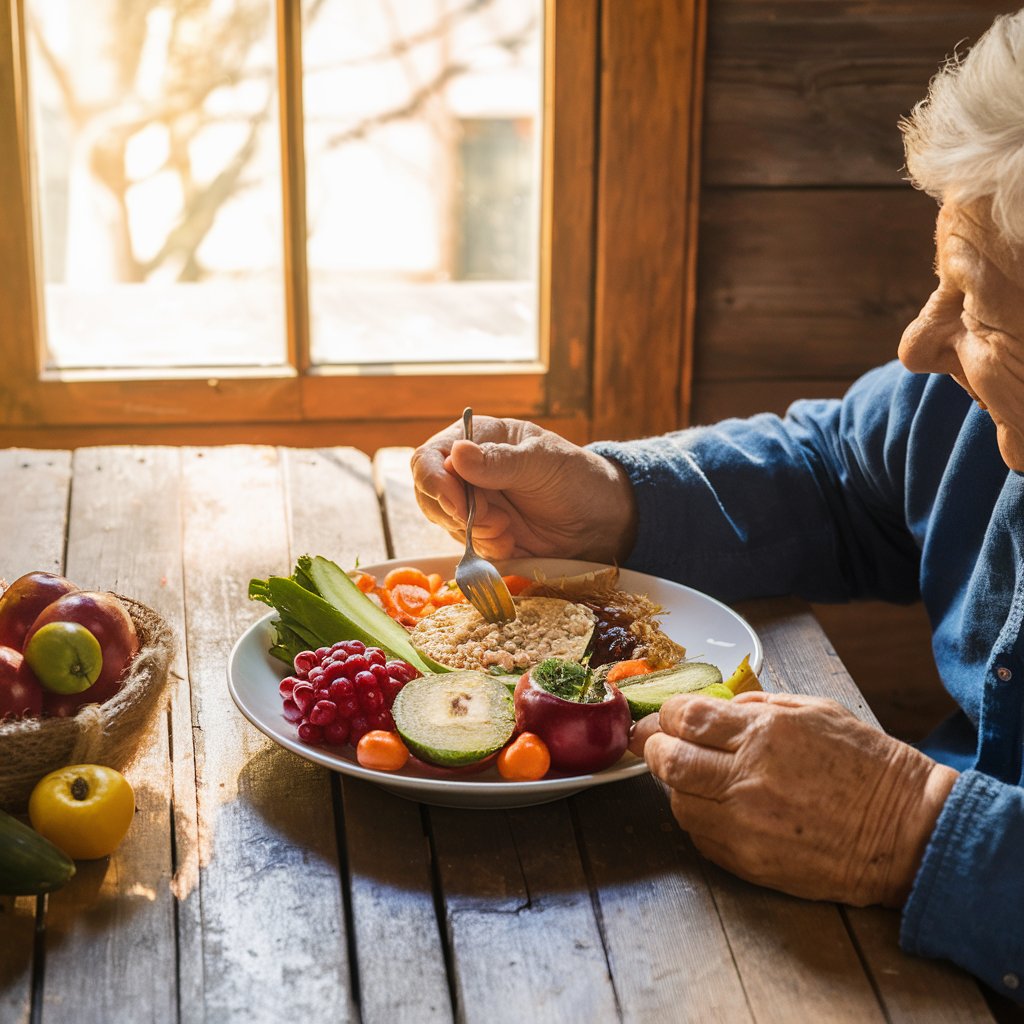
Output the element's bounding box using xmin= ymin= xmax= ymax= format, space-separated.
xmin=23 ymin=621 xmax=103 ymax=695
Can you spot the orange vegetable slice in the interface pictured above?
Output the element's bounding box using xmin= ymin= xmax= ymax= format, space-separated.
xmin=390 ymin=583 xmax=432 ymax=618
xmin=501 ymin=574 xmax=533 ymax=596
xmin=605 ymin=659 xmax=654 ymax=684
xmin=383 ymin=567 xmax=432 ymax=591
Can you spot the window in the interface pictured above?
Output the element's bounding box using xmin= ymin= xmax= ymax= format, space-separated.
xmin=0 ymin=0 xmax=593 ymax=442
xmin=0 ymin=0 xmax=705 ymax=447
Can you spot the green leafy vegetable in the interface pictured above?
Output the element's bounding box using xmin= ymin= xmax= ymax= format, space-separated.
xmin=530 ymin=658 xmax=611 ymax=704
xmin=249 ymin=554 xmax=449 ymax=673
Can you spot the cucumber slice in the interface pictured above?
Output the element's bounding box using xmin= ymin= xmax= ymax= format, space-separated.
xmin=305 ymin=556 xmax=450 ymax=673
xmin=392 ymin=671 xmax=515 ymax=768
xmin=618 ymin=662 xmax=724 ymax=718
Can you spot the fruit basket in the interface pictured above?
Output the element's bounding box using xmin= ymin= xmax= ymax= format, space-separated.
xmin=0 ymin=597 xmax=175 ymax=811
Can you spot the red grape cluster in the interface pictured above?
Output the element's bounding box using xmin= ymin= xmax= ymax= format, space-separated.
xmin=279 ymin=640 xmax=419 ymax=748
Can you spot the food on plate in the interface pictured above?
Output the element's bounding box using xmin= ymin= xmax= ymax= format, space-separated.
xmin=0 ymin=644 xmax=44 ymax=720
xmin=0 ymin=571 xmax=79 ymax=651
xmin=409 ymin=597 xmax=596 ymax=673
xmin=252 ymin=553 xmax=759 ymax=783
xmin=0 ymin=806 xmax=76 ymax=894
xmin=25 ymin=591 xmax=141 ymax=717
xmin=604 ymin=658 xmax=654 ymax=684
xmin=613 ymin=661 xmax=725 ymax=718
xmin=279 ymin=639 xmax=420 ymax=748
xmin=356 ymin=729 xmax=410 ymax=772
xmin=723 ymin=653 xmax=760 ymax=695
xmin=391 ymin=670 xmax=516 ymax=768
xmin=249 ymin=554 xmax=447 ymax=674
xmin=521 ymin=567 xmax=687 ymax=668
xmin=0 ymin=572 xmax=141 ymax=719
xmin=496 ymin=731 xmax=551 ymax=781
xmin=28 ymin=764 xmax=136 ymax=860
xmin=514 ymin=658 xmax=632 ymax=774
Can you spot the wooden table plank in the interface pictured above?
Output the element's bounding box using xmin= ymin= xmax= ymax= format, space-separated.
xmin=573 ymin=776 xmax=754 ymax=1023
xmin=0 ymin=450 xmax=70 ymax=1024
xmin=431 ymin=802 xmax=619 ymax=1024
xmin=0 ymin=449 xmax=71 ymax=578
xmin=178 ymin=446 xmax=355 ymax=1023
xmin=40 ymin=447 xmax=183 ymax=1024
xmin=283 ymin=448 xmax=453 ymax=1024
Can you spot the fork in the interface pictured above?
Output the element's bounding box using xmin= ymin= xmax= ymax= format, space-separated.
xmin=454 ymin=407 xmax=517 ymax=625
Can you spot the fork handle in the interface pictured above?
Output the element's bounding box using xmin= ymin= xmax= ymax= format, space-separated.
xmin=462 ymin=407 xmax=477 ymax=545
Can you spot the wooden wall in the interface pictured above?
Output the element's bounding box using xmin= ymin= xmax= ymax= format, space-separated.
xmin=691 ymin=0 xmax=1020 ymax=739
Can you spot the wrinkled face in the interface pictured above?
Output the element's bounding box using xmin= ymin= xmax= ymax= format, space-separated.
xmin=898 ymin=199 xmax=1024 ymax=471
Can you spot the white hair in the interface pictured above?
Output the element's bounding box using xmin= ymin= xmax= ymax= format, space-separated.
xmin=900 ymin=9 xmax=1024 ymax=243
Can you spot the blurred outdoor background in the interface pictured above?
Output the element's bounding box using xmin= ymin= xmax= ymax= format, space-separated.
xmin=28 ymin=0 xmax=541 ymax=370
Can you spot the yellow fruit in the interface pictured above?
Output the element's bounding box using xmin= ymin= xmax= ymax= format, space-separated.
xmin=723 ymin=654 xmax=762 ymax=695
xmin=29 ymin=764 xmax=135 ymax=860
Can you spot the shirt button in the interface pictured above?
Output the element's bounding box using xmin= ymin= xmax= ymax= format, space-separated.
xmin=1004 ymin=973 xmax=1020 ymax=991
xmin=996 ymin=667 xmax=1013 ymax=683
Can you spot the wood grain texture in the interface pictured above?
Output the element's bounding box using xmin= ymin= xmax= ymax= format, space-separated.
xmin=813 ymin=601 xmax=954 ymax=744
xmin=702 ymin=0 xmax=1020 ymax=186
xmin=40 ymin=448 xmax=183 ymax=1024
xmin=0 ymin=453 xmax=69 ymax=1023
xmin=844 ymin=905 xmax=996 ymax=1023
xmin=430 ymin=803 xmax=619 ymax=1024
xmin=573 ymin=776 xmax=754 ymax=1023
xmin=178 ymin=446 xmax=354 ymax=1023
xmin=0 ymin=450 xmax=71 ymax=577
xmin=592 ymin=0 xmax=704 ymax=441
xmin=373 ymin=448 xmax=461 ymax=561
xmin=283 ymin=448 xmax=453 ymax=1024
xmin=694 ymin=188 xmax=938 ymax=383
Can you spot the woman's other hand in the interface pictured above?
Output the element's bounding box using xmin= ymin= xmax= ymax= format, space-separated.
xmin=630 ymin=691 xmax=958 ymax=907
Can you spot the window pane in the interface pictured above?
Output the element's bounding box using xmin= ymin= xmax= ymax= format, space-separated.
xmin=303 ymin=0 xmax=542 ymax=365
xmin=27 ymin=0 xmax=285 ymax=370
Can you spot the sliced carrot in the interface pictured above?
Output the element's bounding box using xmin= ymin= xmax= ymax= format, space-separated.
xmin=349 ymin=571 xmax=378 ymax=594
xmin=390 ymin=583 xmax=432 ymax=617
xmin=383 ymin=566 xmax=432 ymax=591
xmin=431 ymin=584 xmax=468 ymax=606
xmin=605 ymin=658 xmax=654 ymax=684
xmin=501 ymin=574 xmax=533 ymax=596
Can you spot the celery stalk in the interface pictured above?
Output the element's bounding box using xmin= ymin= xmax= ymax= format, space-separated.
xmin=249 ymin=559 xmax=447 ymax=674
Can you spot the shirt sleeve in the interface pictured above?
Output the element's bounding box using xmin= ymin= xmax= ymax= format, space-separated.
xmin=901 ymin=770 xmax=1024 ymax=1001
xmin=588 ymin=360 xmax=925 ymax=604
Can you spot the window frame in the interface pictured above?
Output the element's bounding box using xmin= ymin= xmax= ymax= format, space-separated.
xmin=0 ymin=0 xmax=594 ymax=433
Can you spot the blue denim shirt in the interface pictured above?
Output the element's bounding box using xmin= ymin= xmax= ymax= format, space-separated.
xmin=590 ymin=360 xmax=1024 ymax=999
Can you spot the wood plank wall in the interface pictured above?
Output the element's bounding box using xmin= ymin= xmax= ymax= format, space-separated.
xmin=690 ymin=0 xmax=1020 ymax=739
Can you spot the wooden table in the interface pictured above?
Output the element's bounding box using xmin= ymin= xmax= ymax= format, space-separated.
xmin=0 ymin=446 xmax=997 ymax=1024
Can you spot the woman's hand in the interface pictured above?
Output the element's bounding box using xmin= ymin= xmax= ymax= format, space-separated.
xmin=630 ymin=691 xmax=958 ymax=907
xmin=411 ymin=416 xmax=637 ymax=563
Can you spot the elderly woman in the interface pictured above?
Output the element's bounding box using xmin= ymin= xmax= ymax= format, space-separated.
xmin=411 ymin=9 xmax=1024 ymax=999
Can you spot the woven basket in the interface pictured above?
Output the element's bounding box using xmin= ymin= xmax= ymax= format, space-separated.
xmin=0 ymin=596 xmax=176 ymax=811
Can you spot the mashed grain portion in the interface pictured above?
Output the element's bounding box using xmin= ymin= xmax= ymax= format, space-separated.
xmin=411 ymin=597 xmax=597 ymax=673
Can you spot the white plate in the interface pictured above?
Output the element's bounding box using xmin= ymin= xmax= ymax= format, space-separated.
xmin=227 ymin=556 xmax=762 ymax=809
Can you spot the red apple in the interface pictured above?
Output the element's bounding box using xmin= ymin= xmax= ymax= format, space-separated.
xmin=0 ymin=644 xmax=44 ymax=719
xmin=514 ymin=660 xmax=632 ymax=774
xmin=0 ymin=571 xmax=79 ymax=651
xmin=25 ymin=591 xmax=139 ymax=717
